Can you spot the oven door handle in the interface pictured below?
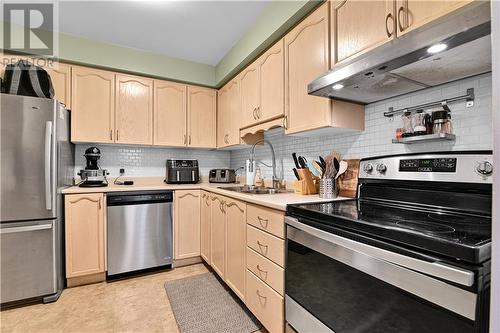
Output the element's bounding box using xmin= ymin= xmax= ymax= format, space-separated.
xmin=286 ymin=217 xmax=477 ymax=320
xmin=285 ymin=217 xmax=474 ymax=287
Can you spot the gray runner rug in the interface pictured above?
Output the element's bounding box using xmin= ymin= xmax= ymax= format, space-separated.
xmin=164 ymin=272 xmax=262 ymax=333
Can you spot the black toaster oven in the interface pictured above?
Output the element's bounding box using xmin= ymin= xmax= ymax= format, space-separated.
xmin=165 ymin=159 xmax=199 ymax=184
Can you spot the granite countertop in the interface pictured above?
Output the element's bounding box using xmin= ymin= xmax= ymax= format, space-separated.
xmin=62 ymin=177 xmax=349 ymax=211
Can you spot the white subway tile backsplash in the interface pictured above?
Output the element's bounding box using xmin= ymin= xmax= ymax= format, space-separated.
xmin=75 ymin=145 xmax=230 ymax=177
xmin=231 ymin=73 xmax=493 ymax=180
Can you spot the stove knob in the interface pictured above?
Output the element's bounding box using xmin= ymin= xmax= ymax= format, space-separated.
xmin=363 ymin=163 xmax=373 ymax=173
xmin=376 ymin=163 xmax=387 ymax=173
xmin=476 ymin=161 xmax=493 ymax=176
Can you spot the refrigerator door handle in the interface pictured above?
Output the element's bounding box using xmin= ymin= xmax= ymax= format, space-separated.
xmin=0 ymin=223 xmax=53 ymax=234
xmin=44 ymin=121 xmax=53 ymax=211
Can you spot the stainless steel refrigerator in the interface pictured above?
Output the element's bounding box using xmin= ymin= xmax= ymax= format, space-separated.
xmin=1 ymin=93 xmax=74 ymax=305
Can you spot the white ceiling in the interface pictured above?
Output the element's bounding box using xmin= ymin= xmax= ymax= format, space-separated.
xmin=57 ymin=1 xmax=270 ymax=66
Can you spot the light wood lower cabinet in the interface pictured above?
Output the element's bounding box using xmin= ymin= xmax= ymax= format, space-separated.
xmin=174 ymin=190 xmax=201 ymax=260
xmin=64 ymin=193 xmax=105 ymax=279
xmin=246 ymin=270 xmax=284 ymax=333
xmin=210 ymin=194 xmax=226 ymax=278
xmin=224 ymin=198 xmax=247 ymax=301
xmin=200 ymin=191 xmax=212 ymax=264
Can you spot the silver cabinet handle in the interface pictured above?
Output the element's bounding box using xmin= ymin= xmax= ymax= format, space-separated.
xmin=256 ymin=290 xmax=267 ymax=303
xmin=253 ymin=108 xmax=257 ymax=120
xmin=256 ymin=264 xmax=268 ymax=280
xmin=257 ymin=240 xmax=268 ymax=255
xmin=44 ymin=121 xmax=53 ymax=211
xmin=110 ymin=129 xmax=113 ymax=141
xmin=385 ymin=12 xmax=394 ymax=38
xmin=257 ymin=106 xmax=261 ymax=119
xmin=257 ymin=216 xmax=269 ymax=228
xmin=184 ymin=134 xmax=187 ymax=144
xmin=188 ymin=135 xmax=191 ymax=145
xmin=398 ymin=6 xmax=406 ymax=32
xmin=0 ymin=223 xmax=53 ymax=234
xmin=116 ymin=130 xmax=119 ymax=141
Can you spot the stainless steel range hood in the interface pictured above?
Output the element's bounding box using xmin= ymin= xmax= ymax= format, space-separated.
xmin=308 ymin=2 xmax=491 ymax=104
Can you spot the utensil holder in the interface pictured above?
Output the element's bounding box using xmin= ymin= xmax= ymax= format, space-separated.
xmin=294 ymin=169 xmax=319 ymax=195
xmin=319 ymin=178 xmax=337 ymax=199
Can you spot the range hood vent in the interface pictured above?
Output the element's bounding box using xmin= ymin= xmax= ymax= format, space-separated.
xmin=308 ymin=2 xmax=491 ymax=104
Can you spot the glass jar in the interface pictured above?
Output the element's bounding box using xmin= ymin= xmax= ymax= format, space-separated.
xmin=412 ymin=110 xmax=427 ymax=135
xmin=401 ymin=111 xmax=413 ymax=137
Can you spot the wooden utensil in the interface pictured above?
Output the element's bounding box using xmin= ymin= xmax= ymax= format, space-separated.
xmin=336 ymin=161 xmax=348 ymax=179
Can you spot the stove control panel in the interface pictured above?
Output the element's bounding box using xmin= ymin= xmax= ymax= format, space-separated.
xmin=359 ymin=152 xmax=493 ymax=184
xmin=399 ymin=158 xmax=457 ymax=172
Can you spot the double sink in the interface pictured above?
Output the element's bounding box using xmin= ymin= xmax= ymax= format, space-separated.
xmin=220 ymin=185 xmax=287 ymax=195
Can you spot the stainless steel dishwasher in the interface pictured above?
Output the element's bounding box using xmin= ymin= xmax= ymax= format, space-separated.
xmin=107 ymin=191 xmax=173 ymax=277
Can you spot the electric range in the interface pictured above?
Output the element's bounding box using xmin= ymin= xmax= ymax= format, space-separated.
xmin=285 ymin=151 xmax=493 ymax=333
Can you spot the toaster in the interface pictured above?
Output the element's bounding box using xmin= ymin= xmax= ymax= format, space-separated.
xmin=165 ymin=159 xmax=199 ymax=184
xmin=209 ymin=169 xmax=236 ymax=183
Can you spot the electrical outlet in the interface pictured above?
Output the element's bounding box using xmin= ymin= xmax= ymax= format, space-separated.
xmin=119 ymin=168 xmax=125 ymax=175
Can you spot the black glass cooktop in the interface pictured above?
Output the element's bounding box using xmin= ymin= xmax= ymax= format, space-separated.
xmin=287 ymin=199 xmax=492 ymax=264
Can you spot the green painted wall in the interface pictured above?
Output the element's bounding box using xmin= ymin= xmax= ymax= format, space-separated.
xmin=1 ymin=1 xmax=321 ymax=88
xmin=214 ymin=0 xmax=322 ymax=87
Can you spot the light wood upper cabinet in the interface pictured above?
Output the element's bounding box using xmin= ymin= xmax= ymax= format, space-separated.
xmin=187 ymin=86 xmax=217 ymax=148
xmin=65 ymin=193 xmax=105 ymax=278
xmin=217 ymin=78 xmax=240 ymax=148
xmin=284 ymin=2 xmax=331 ymax=135
xmin=397 ymin=0 xmax=473 ymax=36
xmin=332 ymin=0 xmax=395 ymax=65
xmin=153 ymin=80 xmax=187 ymax=147
xmin=225 ymin=198 xmax=247 ymax=301
xmin=258 ymin=39 xmax=285 ymax=123
xmin=115 ymin=74 xmax=153 ymax=145
xmin=174 ymin=190 xmax=201 ymax=260
xmin=240 ymin=64 xmax=260 ymax=128
xmin=211 ymin=194 xmax=226 ymax=278
xmin=45 ymin=62 xmax=72 ymax=109
xmin=71 ymin=66 xmax=115 ymax=143
xmin=200 ymin=192 xmax=212 ymax=264
xmin=285 ymin=2 xmax=365 ymax=135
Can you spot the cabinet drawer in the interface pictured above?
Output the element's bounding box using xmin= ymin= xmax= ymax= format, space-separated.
xmin=246 ymin=269 xmax=284 ymax=333
xmin=246 ymin=247 xmax=284 ymax=295
xmin=247 ymin=204 xmax=284 ymax=238
xmin=247 ymin=225 xmax=284 ymax=267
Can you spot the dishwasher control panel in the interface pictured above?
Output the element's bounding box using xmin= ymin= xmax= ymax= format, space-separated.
xmin=107 ymin=191 xmax=173 ymax=206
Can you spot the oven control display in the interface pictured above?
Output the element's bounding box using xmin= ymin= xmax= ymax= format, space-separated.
xmin=399 ymin=158 xmax=457 ymax=172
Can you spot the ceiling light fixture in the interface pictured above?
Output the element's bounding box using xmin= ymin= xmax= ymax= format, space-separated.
xmin=332 ymin=83 xmax=344 ymax=90
xmin=427 ymin=43 xmax=448 ymax=54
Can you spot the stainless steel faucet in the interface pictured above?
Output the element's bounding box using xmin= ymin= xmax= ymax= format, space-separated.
xmin=249 ymin=139 xmax=279 ymax=188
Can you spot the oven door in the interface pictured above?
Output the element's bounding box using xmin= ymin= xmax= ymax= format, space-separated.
xmin=285 ymin=217 xmax=479 ymax=333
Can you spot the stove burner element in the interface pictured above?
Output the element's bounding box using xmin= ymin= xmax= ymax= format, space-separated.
xmin=394 ymin=220 xmax=455 ymax=234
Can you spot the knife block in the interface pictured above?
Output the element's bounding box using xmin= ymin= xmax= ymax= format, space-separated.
xmin=294 ymin=169 xmax=319 ymax=195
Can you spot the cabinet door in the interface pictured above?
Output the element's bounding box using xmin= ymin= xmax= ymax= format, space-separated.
xmin=65 ymin=193 xmax=105 ymax=278
xmin=285 ymin=2 xmax=331 ymax=135
xmin=217 ymin=88 xmax=229 ymax=147
xmin=217 ymin=79 xmax=240 ymax=148
xmin=44 ymin=62 xmax=72 ymax=109
xmin=225 ymin=198 xmax=246 ymax=301
xmin=174 ymin=190 xmax=201 ymax=260
xmin=397 ymin=0 xmax=473 ymax=35
xmin=258 ymin=39 xmax=285 ymax=122
xmin=115 ymin=74 xmax=153 ymax=145
xmin=240 ymin=63 xmax=260 ymax=128
xmin=227 ymin=78 xmax=241 ymax=146
xmin=71 ymin=66 xmax=115 ymax=143
xmin=154 ymin=80 xmax=187 ymax=147
xmin=200 ymin=192 xmax=212 ymax=264
xmin=187 ymin=86 xmax=217 ymax=148
xmin=332 ymin=0 xmax=395 ymax=65
xmin=210 ymin=195 xmax=226 ymax=278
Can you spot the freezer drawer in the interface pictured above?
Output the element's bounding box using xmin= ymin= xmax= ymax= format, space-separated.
xmin=107 ymin=201 xmax=173 ymax=276
xmin=1 ymin=220 xmax=57 ymax=303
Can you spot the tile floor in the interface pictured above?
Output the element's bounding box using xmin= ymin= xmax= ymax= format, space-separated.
xmin=1 ymin=263 xmax=269 ymax=333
